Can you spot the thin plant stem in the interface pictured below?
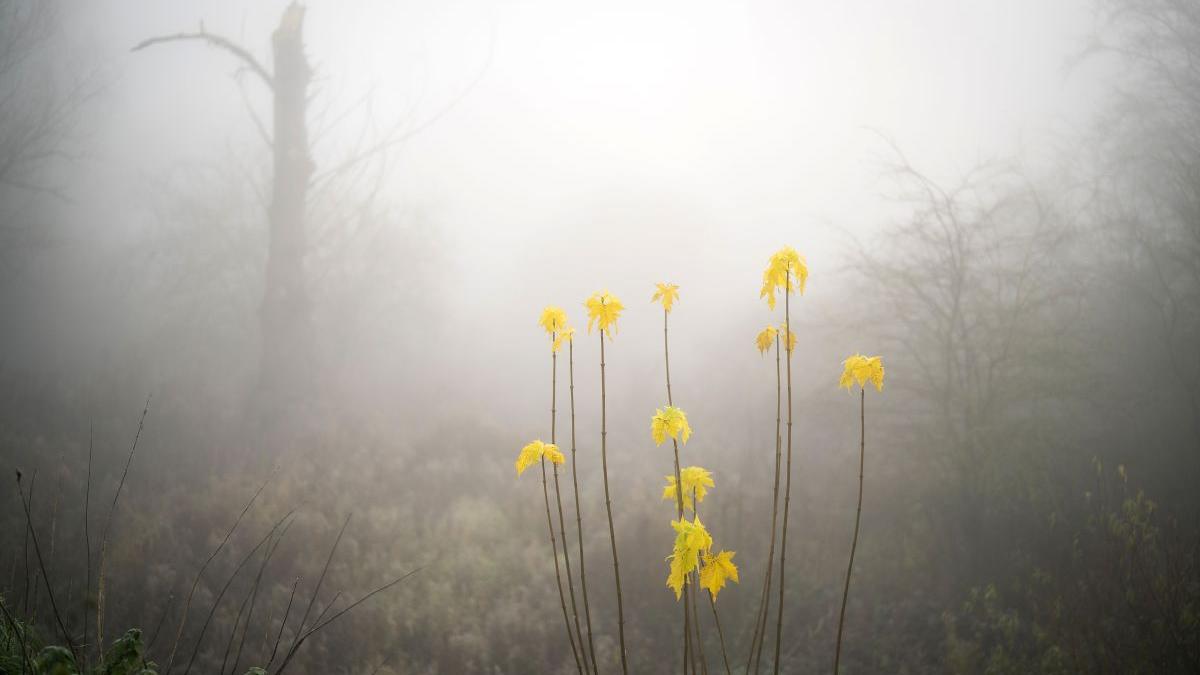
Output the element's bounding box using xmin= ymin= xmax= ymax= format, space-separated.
xmin=182 ymin=510 xmax=293 ymax=675
xmin=689 ymin=577 xmax=708 ymax=675
xmin=693 ymin=487 xmax=730 ymax=675
xmin=283 ymin=513 xmax=351 ymax=664
xmin=599 ymin=330 xmax=629 ymax=675
xmin=232 ymin=518 xmax=293 ymax=675
xmin=749 ymin=333 xmax=782 ymax=675
xmin=543 ymin=458 xmax=584 ymax=675
xmin=274 ymin=566 xmax=423 ymax=675
xmin=833 ymin=388 xmax=866 ymax=674
xmin=165 ymin=472 xmax=269 ymax=675
xmin=708 ymin=593 xmax=732 ymax=675
xmin=553 ymin=339 xmax=590 ymax=673
xmin=219 ymin=582 xmax=251 ymax=675
xmin=569 ymin=339 xmax=601 ymax=675
xmin=773 ymin=275 xmax=795 ymax=675
xmin=83 ymin=422 xmax=93 ymax=670
xmin=21 ymin=467 xmax=35 ymax=617
xmin=14 ymin=473 xmax=75 ymax=654
xmin=0 ymin=596 xmax=30 ymax=675
xmin=265 ymin=577 xmax=300 ymax=671
xmin=98 ymin=396 xmax=150 ymax=660
xmin=665 ymin=308 xmax=691 ymax=675
xmin=148 ymin=593 xmax=175 ymax=651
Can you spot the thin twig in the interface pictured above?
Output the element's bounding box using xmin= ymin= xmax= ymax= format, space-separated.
xmin=131 ymin=31 xmax=273 ymax=89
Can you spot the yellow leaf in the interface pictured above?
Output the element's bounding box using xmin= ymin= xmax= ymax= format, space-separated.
xmin=759 ymin=246 xmax=809 ymax=309
xmin=544 ymin=443 xmax=566 ymax=465
xmin=584 ymin=290 xmax=624 ymax=337
xmin=838 ymin=354 xmax=885 ymax=392
xmin=650 ymin=406 xmax=692 ymax=446
xmin=665 ymin=516 xmax=713 ymax=600
xmin=662 ymin=466 xmax=715 ymax=511
xmin=651 ymin=282 xmax=681 ymax=313
xmin=515 ymin=440 xmax=546 ymax=476
xmin=778 ymin=323 xmax=798 ymax=353
xmin=539 ymin=306 xmax=568 ymax=335
xmin=552 ymin=326 xmax=575 ymax=353
xmin=755 ymin=326 xmax=777 ymax=354
xmin=699 ymin=550 xmax=739 ymax=601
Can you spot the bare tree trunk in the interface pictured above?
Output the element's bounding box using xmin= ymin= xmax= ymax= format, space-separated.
xmin=258 ymin=3 xmax=313 ymax=419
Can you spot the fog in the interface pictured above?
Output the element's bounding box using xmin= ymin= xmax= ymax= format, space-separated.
xmin=2 ymin=0 xmax=1196 ymax=673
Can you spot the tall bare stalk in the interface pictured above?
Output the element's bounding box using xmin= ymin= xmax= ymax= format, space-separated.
xmin=541 ymin=456 xmax=583 ymax=674
xmin=748 ymin=332 xmax=782 ymax=675
xmin=833 ymin=388 xmax=866 ymax=674
xmin=552 ymin=336 xmax=590 ymax=673
xmin=599 ymin=330 xmax=630 ymax=675
xmin=568 ymin=339 xmax=601 ymax=675
xmin=772 ymin=276 xmax=795 ymax=675
xmin=82 ymin=423 xmax=93 ymax=668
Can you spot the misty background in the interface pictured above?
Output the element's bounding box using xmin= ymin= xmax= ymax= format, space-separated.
xmin=1 ymin=0 xmax=1197 ymax=673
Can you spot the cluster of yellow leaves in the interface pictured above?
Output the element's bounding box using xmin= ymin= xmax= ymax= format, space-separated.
xmin=650 ymin=405 xmax=692 ymax=446
xmin=651 ymin=282 xmax=681 ymax=313
xmin=839 ymin=354 xmax=885 ymax=391
xmin=755 ymin=325 xmax=777 ymax=354
xmin=759 ymin=245 xmax=809 ymax=310
xmin=515 ymin=440 xmax=565 ymax=476
xmin=666 ymin=516 xmax=713 ymax=599
xmin=699 ymin=550 xmax=739 ymax=600
xmin=779 ymin=323 xmax=798 ymax=353
xmin=662 ymin=465 xmax=715 ymax=511
xmin=585 ymin=290 xmax=624 ymax=337
xmin=539 ymin=306 xmax=574 ymax=352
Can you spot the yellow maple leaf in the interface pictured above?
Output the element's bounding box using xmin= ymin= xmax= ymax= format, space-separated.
xmin=515 ymin=440 xmax=547 ymax=476
xmin=699 ymin=550 xmax=739 ymax=601
xmin=651 ymin=282 xmax=681 ymax=313
xmin=552 ymin=325 xmax=575 ymax=353
xmin=539 ymin=306 xmax=568 ymax=335
xmin=839 ymin=354 xmax=885 ymax=392
xmin=662 ymin=466 xmax=715 ymax=511
xmin=650 ymin=406 xmax=692 ymax=446
xmin=755 ymin=326 xmax=777 ymax=354
xmin=759 ymin=246 xmax=809 ymax=310
xmin=779 ymin=323 xmax=798 ymax=353
xmin=543 ymin=443 xmax=565 ymax=465
xmin=584 ymin=290 xmax=624 ymax=337
xmin=665 ymin=516 xmax=713 ymax=599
